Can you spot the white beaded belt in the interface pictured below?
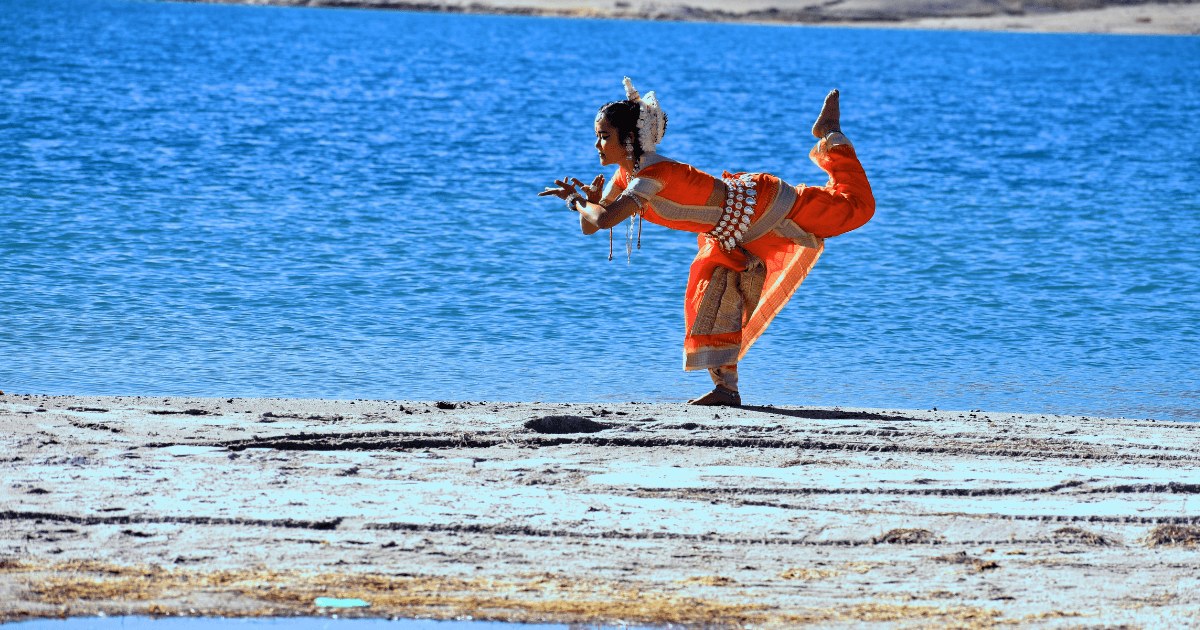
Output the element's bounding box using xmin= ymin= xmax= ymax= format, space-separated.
xmin=707 ymin=174 xmax=758 ymax=252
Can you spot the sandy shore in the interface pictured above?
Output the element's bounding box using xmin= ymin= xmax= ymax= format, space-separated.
xmin=869 ymin=2 xmax=1200 ymax=34
xmin=187 ymin=0 xmax=1200 ymax=34
xmin=2 ymin=393 xmax=1199 ymax=627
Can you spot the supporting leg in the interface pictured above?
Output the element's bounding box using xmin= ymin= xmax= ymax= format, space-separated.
xmin=689 ymin=365 xmax=742 ymax=406
xmin=709 ymin=364 xmax=739 ymax=393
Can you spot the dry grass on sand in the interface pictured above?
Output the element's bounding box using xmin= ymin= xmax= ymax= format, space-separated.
xmin=2 ymin=560 xmax=1014 ymax=628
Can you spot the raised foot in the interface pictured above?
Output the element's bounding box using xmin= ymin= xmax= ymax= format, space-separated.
xmin=811 ymin=89 xmax=841 ymax=139
xmin=688 ymin=387 xmax=742 ymax=407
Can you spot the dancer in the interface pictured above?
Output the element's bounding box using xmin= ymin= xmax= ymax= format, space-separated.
xmin=540 ymin=78 xmax=874 ymax=406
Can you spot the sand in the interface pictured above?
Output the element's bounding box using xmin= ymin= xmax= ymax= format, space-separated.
xmin=187 ymin=0 xmax=1200 ymax=35
xmin=2 ymin=393 xmax=1199 ymax=627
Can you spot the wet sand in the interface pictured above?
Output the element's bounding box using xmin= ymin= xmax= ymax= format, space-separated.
xmin=185 ymin=0 xmax=1200 ymax=35
xmin=3 ymin=393 xmax=1199 ymax=627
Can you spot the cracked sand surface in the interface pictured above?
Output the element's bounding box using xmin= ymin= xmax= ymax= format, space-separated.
xmin=2 ymin=394 xmax=1199 ymax=627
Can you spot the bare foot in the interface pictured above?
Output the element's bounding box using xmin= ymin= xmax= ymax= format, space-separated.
xmin=811 ymin=89 xmax=841 ymax=138
xmin=688 ymin=387 xmax=742 ymax=407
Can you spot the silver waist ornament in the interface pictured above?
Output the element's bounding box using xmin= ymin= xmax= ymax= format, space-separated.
xmin=707 ymin=174 xmax=758 ymax=252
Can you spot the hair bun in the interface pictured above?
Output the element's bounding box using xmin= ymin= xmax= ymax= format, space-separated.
xmin=621 ymin=77 xmax=666 ymax=154
xmin=623 ymin=77 xmax=640 ymax=101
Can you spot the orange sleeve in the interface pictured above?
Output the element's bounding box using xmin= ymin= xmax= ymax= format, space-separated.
xmin=637 ymin=162 xmax=718 ymax=206
xmin=790 ymin=143 xmax=875 ymax=239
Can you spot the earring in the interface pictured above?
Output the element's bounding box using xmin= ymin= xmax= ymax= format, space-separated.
xmin=623 ymin=139 xmax=634 ymax=158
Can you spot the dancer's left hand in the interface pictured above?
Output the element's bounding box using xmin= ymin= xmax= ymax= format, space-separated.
xmin=538 ymin=176 xmax=581 ymax=201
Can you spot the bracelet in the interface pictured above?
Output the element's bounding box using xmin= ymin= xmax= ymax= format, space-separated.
xmin=824 ymin=129 xmax=852 ymax=148
xmin=618 ymin=190 xmax=645 ymax=214
xmin=564 ymin=192 xmax=586 ymax=212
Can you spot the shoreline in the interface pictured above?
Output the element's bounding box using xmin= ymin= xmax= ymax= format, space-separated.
xmin=180 ymin=0 xmax=1200 ymax=35
xmin=3 ymin=393 xmax=1199 ymax=626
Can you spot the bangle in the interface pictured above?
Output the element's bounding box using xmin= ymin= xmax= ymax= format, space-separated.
xmin=564 ymin=192 xmax=586 ymax=212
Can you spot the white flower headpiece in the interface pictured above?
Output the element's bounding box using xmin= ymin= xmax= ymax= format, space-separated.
xmin=623 ymin=77 xmax=666 ymax=155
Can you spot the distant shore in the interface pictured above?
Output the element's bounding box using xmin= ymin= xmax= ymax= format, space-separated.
xmin=182 ymin=0 xmax=1200 ymax=34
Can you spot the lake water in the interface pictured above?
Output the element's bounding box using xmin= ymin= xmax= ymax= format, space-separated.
xmin=1 ymin=0 xmax=1198 ymax=420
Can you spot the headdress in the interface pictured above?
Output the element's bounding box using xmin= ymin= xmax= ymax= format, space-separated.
xmin=623 ymin=77 xmax=666 ymax=155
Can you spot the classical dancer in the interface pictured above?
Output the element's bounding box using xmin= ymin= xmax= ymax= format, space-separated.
xmin=540 ymin=78 xmax=874 ymax=406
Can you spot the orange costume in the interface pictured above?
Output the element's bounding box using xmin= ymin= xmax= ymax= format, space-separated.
xmin=603 ymin=134 xmax=875 ymax=372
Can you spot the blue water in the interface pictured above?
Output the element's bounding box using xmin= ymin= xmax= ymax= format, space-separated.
xmin=1 ymin=0 xmax=1198 ymax=420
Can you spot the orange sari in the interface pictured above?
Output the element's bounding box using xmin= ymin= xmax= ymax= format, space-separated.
xmin=608 ymin=135 xmax=875 ymax=371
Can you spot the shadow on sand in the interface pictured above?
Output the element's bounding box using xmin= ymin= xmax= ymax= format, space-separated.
xmin=738 ymin=405 xmax=924 ymax=422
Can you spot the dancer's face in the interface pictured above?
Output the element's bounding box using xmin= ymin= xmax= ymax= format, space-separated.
xmin=594 ymin=116 xmax=629 ymax=167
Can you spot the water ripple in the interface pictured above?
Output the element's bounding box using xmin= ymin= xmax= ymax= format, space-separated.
xmin=1 ymin=0 xmax=1197 ymax=419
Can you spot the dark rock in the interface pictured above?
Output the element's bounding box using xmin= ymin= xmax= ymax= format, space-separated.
xmin=524 ymin=415 xmax=608 ymax=434
xmin=874 ymin=528 xmax=935 ymax=544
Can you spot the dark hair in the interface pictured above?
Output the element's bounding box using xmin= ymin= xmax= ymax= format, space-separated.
xmin=597 ymin=100 xmax=668 ymax=166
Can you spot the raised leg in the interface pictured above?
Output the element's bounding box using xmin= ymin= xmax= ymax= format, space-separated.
xmin=794 ymin=88 xmax=874 ymax=239
xmin=811 ymin=89 xmax=841 ymax=138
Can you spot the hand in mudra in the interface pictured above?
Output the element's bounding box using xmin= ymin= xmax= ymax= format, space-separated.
xmin=539 ymin=174 xmax=605 ymax=205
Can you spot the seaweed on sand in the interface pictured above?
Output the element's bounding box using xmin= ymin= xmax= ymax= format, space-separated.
xmin=1052 ymin=526 xmax=1115 ymax=546
xmin=1146 ymin=524 xmax=1200 ymax=547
